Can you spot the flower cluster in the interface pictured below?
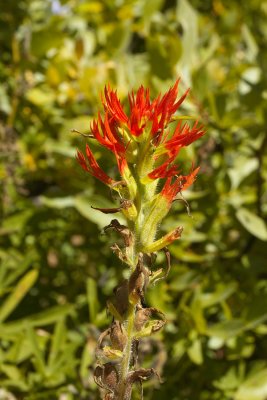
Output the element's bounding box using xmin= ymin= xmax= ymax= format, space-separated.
xmin=77 ymin=79 xmax=204 ymax=202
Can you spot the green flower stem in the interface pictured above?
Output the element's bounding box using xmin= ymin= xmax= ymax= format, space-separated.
xmin=118 ymin=167 xmax=144 ymax=399
xmin=118 ymin=302 xmax=135 ymax=400
xmin=118 ymin=136 xmax=169 ymax=398
xmin=118 ymin=228 xmax=137 ymax=399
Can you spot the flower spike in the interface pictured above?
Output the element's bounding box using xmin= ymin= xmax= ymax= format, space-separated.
xmin=76 ymin=80 xmax=205 ymax=400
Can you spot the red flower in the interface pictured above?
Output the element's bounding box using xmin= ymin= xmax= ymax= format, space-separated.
xmin=161 ymin=177 xmax=184 ymax=202
xmin=89 ymin=113 xmax=128 ymax=176
xmin=181 ymin=166 xmax=200 ymax=191
xmin=164 ymin=121 xmax=205 ymax=150
xmin=148 ymin=158 xmax=180 ymax=180
xmin=128 ymin=86 xmax=153 ymax=136
xmin=90 ymin=114 xmax=125 ymax=155
xmin=101 ymin=79 xmax=190 ymax=138
xmin=76 ymin=144 xmax=115 ymax=186
xmin=102 ymin=85 xmax=128 ymax=125
xmin=147 ymin=120 xmax=205 ymax=182
xmin=161 ymin=166 xmax=201 ymax=203
xmin=150 ymin=80 xmax=190 ymax=143
xmin=77 ymin=80 xmax=204 ymax=190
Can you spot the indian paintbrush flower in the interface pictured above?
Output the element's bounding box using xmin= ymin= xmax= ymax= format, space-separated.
xmin=77 ymin=80 xmax=205 ymax=400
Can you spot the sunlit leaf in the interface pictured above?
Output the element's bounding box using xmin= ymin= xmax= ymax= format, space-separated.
xmin=236 ymin=208 xmax=267 ymax=241
xmin=235 ymin=369 xmax=267 ymax=400
xmin=0 ymin=270 xmax=38 ymax=323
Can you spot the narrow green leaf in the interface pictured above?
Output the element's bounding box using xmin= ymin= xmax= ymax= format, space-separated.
xmin=199 ymin=284 xmax=237 ymax=308
xmin=206 ymin=319 xmax=245 ymax=340
xmin=86 ymin=277 xmax=99 ymax=323
xmin=0 ymin=305 xmax=73 ymax=336
xmin=48 ymin=318 xmax=66 ymax=369
xmin=80 ymin=339 xmax=95 ymax=379
xmin=26 ymin=326 xmax=46 ymax=376
xmin=0 ymin=269 xmax=38 ymax=323
xmin=40 ymin=196 xmax=75 ymax=209
xmin=0 ymin=364 xmax=28 ymax=390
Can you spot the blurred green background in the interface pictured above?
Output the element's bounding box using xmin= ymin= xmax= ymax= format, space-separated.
xmin=1 ymin=0 xmax=267 ymax=399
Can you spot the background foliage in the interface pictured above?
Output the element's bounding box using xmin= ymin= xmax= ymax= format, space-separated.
xmin=1 ymin=0 xmax=267 ymax=399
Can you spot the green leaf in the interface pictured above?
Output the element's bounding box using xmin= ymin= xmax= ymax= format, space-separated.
xmin=45 ymin=139 xmax=77 ymax=157
xmin=214 ymin=366 xmax=242 ymax=391
xmin=142 ymin=0 xmax=164 ymax=20
xmin=190 ymin=294 xmax=207 ymax=334
xmin=147 ymin=36 xmax=169 ymax=79
xmin=26 ymin=326 xmax=46 ymax=376
xmin=48 ymin=318 xmax=66 ymax=369
xmin=228 ymin=158 xmax=258 ymax=190
xmin=187 ymin=337 xmax=203 ymax=365
xmin=31 ymin=29 xmax=64 ymax=57
xmin=176 ymin=0 xmax=198 ymax=66
xmin=0 ymin=251 xmax=36 ymax=294
xmin=0 ymin=86 xmax=11 ymax=114
xmin=61 ymin=116 xmax=92 ymax=135
xmin=206 ymin=320 xmax=245 ymax=340
xmin=0 ymin=364 xmax=28 ymax=390
xmin=26 ymin=88 xmax=55 ymax=107
xmin=40 ymin=196 xmax=75 ymax=209
xmin=0 ymin=270 xmax=38 ymax=323
xmin=235 ymin=369 xmax=267 ymax=400
xmin=79 ymin=338 xmax=95 ymax=379
xmin=1 ymin=363 xmax=24 ymax=382
xmin=1 ymin=210 xmax=33 ymax=235
xmin=0 ymin=305 xmax=74 ymax=336
xmin=236 ymin=208 xmax=267 ymax=241
xmin=199 ymin=284 xmax=237 ymax=308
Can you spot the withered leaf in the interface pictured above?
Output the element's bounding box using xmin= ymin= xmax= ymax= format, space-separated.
xmin=110 ymin=321 xmax=127 ymax=351
xmin=129 ymin=254 xmax=149 ymax=304
xmin=104 ymin=219 xmax=133 ymax=247
xmin=94 ymin=363 xmax=119 ymax=392
xmin=91 ymin=205 xmax=123 ymax=214
xmin=152 ymin=247 xmax=172 ymax=285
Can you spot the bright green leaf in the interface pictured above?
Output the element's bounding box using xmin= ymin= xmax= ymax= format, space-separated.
xmin=236 ymin=208 xmax=267 ymax=241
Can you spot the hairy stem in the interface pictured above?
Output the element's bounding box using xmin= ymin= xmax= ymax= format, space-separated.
xmin=118 ymin=303 xmax=135 ymax=399
xmin=118 ymin=182 xmax=140 ymax=399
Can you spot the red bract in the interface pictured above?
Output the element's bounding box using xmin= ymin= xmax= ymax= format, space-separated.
xmin=77 ymin=80 xmax=204 ymax=191
xmin=151 ymin=80 xmax=190 ymax=143
xmin=103 ymin=85 xmax=128 ymax=123
xmin=91 ymin=114 xmax=125 ymax=155
xmin=76 ymin=144 xmax=115 ymax=186
xmin=101 ymin=79 xmax=190 ymax=138
xmin=147 ymin=120 xmax=204 ymax=182
xmin=90 ymin=114 xmax=128 ymax=175
xmin=161 ymin=166 xmax=200 ymax=203
xmin=148 ymin=159 xmax=180 ymax=180
xmin=128 ymin=86 xmax=153 ymax=136
xmin=164 ymin=121 xmax=205 ymax=150
xmin=161 ymin=177 xmax=184 ymax=202
xmin=181 ymin=166 xmax=200 ymax=191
